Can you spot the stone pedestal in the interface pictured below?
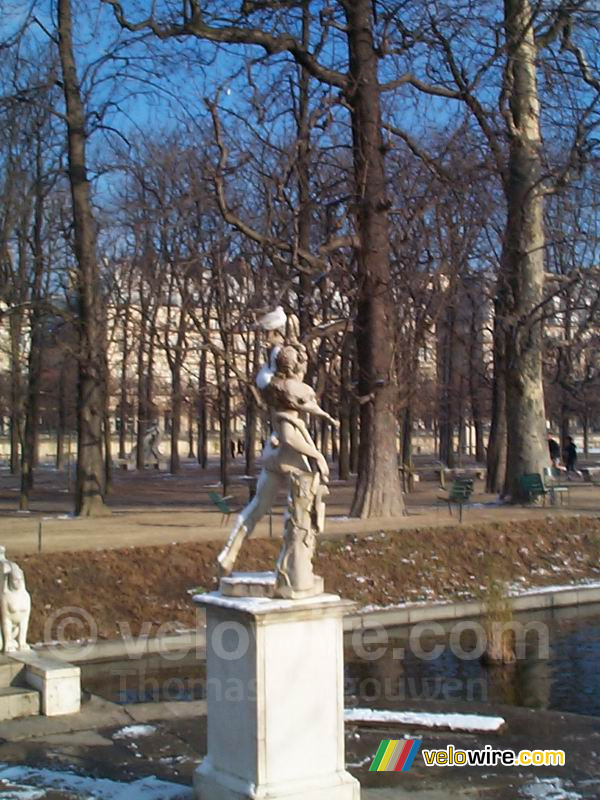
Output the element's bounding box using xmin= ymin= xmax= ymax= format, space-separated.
xmin=220 ymin=571 xmax=324 ymax=601
xmin=193 ymin=592 xmax=360 ymax=800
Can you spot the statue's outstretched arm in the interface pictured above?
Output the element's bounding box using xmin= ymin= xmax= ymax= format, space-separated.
xmin=291 ymin=385 xmax=340 ymax=428
xmin=303 ymin=401 xmax=339 ymax=428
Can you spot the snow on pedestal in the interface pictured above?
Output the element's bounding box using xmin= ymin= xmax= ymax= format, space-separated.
xmin=193 ymin=591 xmax=360 ymax=800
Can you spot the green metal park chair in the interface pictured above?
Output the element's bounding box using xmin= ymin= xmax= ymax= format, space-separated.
xmin=438 ymin=478 xmax=474 ymax=522
xmin=542 ymin=467 xmax=570 ymax=506
xmin=519 ymin=473 xmax=548 ymax=506
xmin=208 ymin=491 xmax=236 ymax=526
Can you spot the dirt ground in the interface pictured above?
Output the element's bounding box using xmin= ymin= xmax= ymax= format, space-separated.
xmin=1 ymin=457 xmax=600 ymax=553
xmin=1 ymin=458 xmax=600 ymax=643
xmin=17 ymin=514 xmax=600 ymax=644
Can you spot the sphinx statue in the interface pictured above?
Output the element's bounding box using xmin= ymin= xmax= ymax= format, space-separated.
xmin=0 ymin=546 xmax=31 ymax=653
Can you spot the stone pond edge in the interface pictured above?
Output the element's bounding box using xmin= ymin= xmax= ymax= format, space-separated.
xmin=36 ymin=581 xmax=600 ymax=664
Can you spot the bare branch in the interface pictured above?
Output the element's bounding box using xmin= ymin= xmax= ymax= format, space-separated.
xmin=101 ymin=0 xmax=348 ymax=89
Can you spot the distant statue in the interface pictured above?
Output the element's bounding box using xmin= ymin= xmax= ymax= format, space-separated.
xmin=0 ymin=546 xmax=31 ymax=653
xmin=143 ymin=421 xmax=162 ymax=462
xmin=217 ymin=308 xmax=338 ymax=597
xmin=130 ymin=421 xmax=163 ymax=465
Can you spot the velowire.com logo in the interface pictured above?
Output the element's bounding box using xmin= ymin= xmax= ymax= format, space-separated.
xmin=369 ymin=739 xmax=422 ymax=772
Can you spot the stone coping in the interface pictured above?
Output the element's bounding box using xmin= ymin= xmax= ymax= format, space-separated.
xmin=347 ymin=582 xmax=600 ymax=630
xmin=36 ymin=581 xmax=600 ymax=664
xmin=7 ymin=649 xmax=80 ymax=679
xmin=193 ymin=589 xmax=348 ymax=614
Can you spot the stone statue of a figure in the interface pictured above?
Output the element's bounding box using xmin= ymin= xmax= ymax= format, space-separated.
xmin=143 ymin=422 xmax=162 ymax=463
xmin=0 ymin=546 xmax=31 ymax=653
xmin=217 ymin=307 xmax=337 ymax=598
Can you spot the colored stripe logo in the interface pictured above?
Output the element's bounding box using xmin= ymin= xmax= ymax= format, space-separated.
xmin=369 ymin=739 xmax=422 ymax=772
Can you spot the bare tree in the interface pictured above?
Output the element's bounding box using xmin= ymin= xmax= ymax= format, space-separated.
xmin=58 ymin=0 xmax=109 ymax=515
xmin=103 ymin=0 xmax=408 ymax=517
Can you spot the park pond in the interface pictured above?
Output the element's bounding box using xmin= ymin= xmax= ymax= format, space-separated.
xmin=80 ymin=601 xmax=600 ymax=718
xmin=345 ymin=601 xmax=600 ymax=717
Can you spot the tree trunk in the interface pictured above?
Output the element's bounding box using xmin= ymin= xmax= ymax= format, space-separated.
xmin=56 ymin=360 xmax=67 ymax=470
xmin=118 ymin=301 xmax=131 ymax=459
xmin=502 ymin=0 xmax=548 ymax=502
xmin=296 ymin=2 xmax=313 ymax=337
xmin=9 ymin=235 xmax=26 ymax=476
xmin=346 ymin=0 xmax=404 ymax=517
xmin=146 ymin=314 xmax=156 ymax=427
xmin=350 ymin=345 xmax=360 ymax=474
xmin=338 ymin=336 xmax=352 ymax=480
xmin=243 ymin=331 xmax=259 ymax=475
xmin=320 ymin=394 xmax=331 ymax=462
xmin=103 ymin=389 xmax=113 ymax=494
xmin=197 ymin=349 xmax=208 ymax=469
xmin=468 ymin=302 xmax=486 ymax=464
xmin=402 ymin=406 xmax=413 ymax=472
xmin=20 ymin=146 xmax=45 ymax=510
xmin=187 ymin=403 xmax=195 ymax=459
xmin=219 ymin=373 xmax=231 ymax=496
xmin=58 ymin=0 xmax=109 ymax=515
xmin=438 ymin=304 xmax=455 ymax=468
xmin=170 ymin=363 xmax=181 ymax=474
xmin=135 ymin=281 xmax=148 ymax=470
xmin=486 ymin=300 xmax=508 ymax=493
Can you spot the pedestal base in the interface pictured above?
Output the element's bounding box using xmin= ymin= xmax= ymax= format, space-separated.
xmin=219 ymin=571 xmax=324 ymax=600
xmin=195 ymin=758 xmax=359 ymax=800
xmin=193 ymin=592 xmax=360 ymax=800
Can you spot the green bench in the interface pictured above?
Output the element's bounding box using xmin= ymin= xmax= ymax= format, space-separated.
xmin=519 ymin=473 xmax=548 ymax=505
xmin=208 ymin=491 xmax=236 ymax=526
xmin=438 ymin=478 xmax=474 ymax=522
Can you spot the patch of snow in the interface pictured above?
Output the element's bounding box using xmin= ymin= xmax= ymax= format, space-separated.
xmin=0 ymin=765 xmax=194 ymax=800
xmin=520 ymin=777 xmax=582 ymax=800
xmin=330 ymin=516 xmax=351 ymax=521
xmin=346 ymin=755 xmax=373 ymax=769
xmin=113 ymin=724 xmax=157 ymax=740
xmin=0 ymin=781 xmax=46 ymax=799
xmin=222 ymin=572 xmax=276 ymax=585
xmin=194 ymin=591 xmax=340 ymax=613
xmin=344 ymin=708 xmax=505 ymax=732
xmin=509 ymin=580 xmax=600 ymax=597
xmin=359 ymin=599 xmax=436 ymax=613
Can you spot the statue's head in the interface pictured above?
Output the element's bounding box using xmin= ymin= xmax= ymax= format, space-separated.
xmin=275 ymin=343 xmax=308 ymax=381
xmin=275 ymin=346 xmax=300 ymax=378
xmin=7 ymin=564 xmax=24 ymax=592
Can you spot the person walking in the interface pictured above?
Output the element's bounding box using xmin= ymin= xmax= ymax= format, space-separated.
xmin=564 ymin=437 xmax=578 ymax=477
xmin=548 ymin=435 xmax=560 ymax=468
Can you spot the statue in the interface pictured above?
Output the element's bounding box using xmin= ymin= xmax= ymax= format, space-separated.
xmin=217 ymin=308 xmax=338 ymax=598
xmin=143 ymin=421 xmax=162 ymax=463
xmin=130 ymin=421 xmax=162 ymax=465
xmin=0 ymin=546 xmax=31 ymax=653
